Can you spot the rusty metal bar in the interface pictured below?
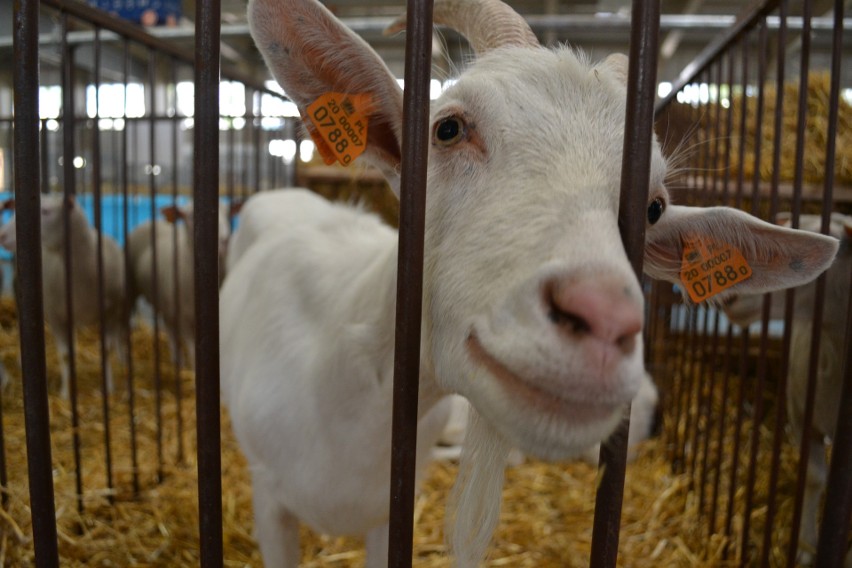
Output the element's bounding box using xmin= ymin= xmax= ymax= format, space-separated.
xmin=13 ymin=0 xmax=60 ymax=564
xmin=740 ymin=20 xmax=771 ymax=564
xmin=120 ymin=37 xmax=141 ymax=496
xmin=170 ymin=59 xmax=186 ymax=465
xmin=784 ymin=0 xmax=815 ymax=561
xmin=657 ymin=0 xmax=781 ymax=111
xmin=61 ymin=11 xmax=85 ymax=515
xmin=387 ymin=0 xmax=434 ymax=564
xmin=589 ymin=1 xmax=659 ymax=566
xmin=193 ymin=0 xmax=224 ymax=564
xmin=91 ymin=27 xmax=116 ymax=499
xmin=147 ymin=48 xmax=165 ymax=482
xmin=721 ymin=38 xmax=751 ymax=557
xmin=759 ymin=2 xmax=790 ymax=563
xmin=814 ymin=0 xmax=849 ymax=563
xmin=41 ymin=0 xmax=276 ymax=96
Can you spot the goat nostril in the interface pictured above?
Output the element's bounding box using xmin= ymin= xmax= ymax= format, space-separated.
xmin=548 ymin=307 xmax=592 ymax=335
xmin=616 ymin=333 xmax=637 ymax=354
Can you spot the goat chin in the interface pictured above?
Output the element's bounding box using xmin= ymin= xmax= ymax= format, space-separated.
xmin=447 ymin=410 xmax=510 ymax=568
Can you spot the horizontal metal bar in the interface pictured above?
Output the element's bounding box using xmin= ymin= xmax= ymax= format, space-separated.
xmin=30 ymin=0 xmax=282 ymax=97
xmin=2 ymin=13 xmax=844 ymax=50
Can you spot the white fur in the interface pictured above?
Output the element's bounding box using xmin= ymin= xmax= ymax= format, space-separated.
xmin=128 ymin=202 xmax=230 ymax=369
xmin=435 ymin=371 xmax=659 ymax=466
xmin=0 ymin=194 xmax=127 ymax=398
xmin=222 ymin=1 xmax=840 ymax=565
xmin=723 ymin=213 xmax=852 ymax=565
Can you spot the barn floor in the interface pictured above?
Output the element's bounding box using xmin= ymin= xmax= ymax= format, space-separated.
xmin=0 ymin=297 xmax=808 ymax=567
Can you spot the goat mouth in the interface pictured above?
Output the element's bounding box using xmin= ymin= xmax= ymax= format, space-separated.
xmin=465 ymin=333 xmax=618 ymax=424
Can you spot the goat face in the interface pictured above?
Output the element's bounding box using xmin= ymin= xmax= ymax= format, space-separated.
xmin=423 ymin=49 xmax=651 ymax=459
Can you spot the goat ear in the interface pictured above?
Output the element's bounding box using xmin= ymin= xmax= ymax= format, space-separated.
xmin=601 ymin=53 xmax=629 ymax=86
xmin=2 ymin=199 xmax=14 ymax=211
xmin=248 ymin=0 xmax=404 ymax=191
xmin=161 ymin=205 xmax=184 ymax=224
xmin=229 ymin=200 xmax=244 ymax=216
xmin=643 ymin=205 xmax=839 ymax=301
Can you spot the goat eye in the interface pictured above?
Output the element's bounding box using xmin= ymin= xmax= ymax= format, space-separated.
xmin=647 ymin=197 xmax=665 ymax=225
xmin=434 ymin=117 xmax=464 ymax=146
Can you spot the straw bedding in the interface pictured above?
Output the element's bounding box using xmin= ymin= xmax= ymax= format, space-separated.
xmin=0 ymin=295 xmax=815 ymax=567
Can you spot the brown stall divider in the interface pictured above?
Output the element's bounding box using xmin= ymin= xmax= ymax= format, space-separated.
xmin=589 ymin=1 xmax=660 ymax=566
xmin=193 ymin=0 xmax=225 ymax=565
xmin=13 ymin=0 xmax=61 ymax=565
xmin=387 ymin=0 xmax=434 ymax=565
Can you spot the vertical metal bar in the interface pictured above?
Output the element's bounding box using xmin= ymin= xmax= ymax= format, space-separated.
xmin=253 ymin=92 xmax=261 ymax=195
xmin=784 ymin=1 xmax=814 ymax=562
xmin=760 ymin=2 xmax=790 ymax=563
xmin=387 ymin=0 xmax=433 ymax=564
xmin=194 ymin=0 xmax=224 ymax=563
xmin=171 ymin=59 xmax=185 ymax=464
xmin=590 ymin=1 xmax=659 ymax=566
xmin=13 ymin=0 xmax=60 ymax=564
xmin=698 ymin=62 xmax=725 ymax=518
xmin=91 ymin=27 xmax=115 ymax=500
xmin=12 ymin=0 xmax=59 ymax=568
xmin=723 ymin=35 xmax=751 ymax=563
xmin=708 ymin=50 xmax=737 ymax=535
xmin=813 ymin=1 xmax=848 ymax=563
xmin=147 ymin=48 xmax=165 ymax=482
xmin=740 ymin=20 xmax=771 ymax=564
xmin=121 ymin=38 xmax=141 ymax=497
xmin=61 ymin=11 xmax=85 ymax=515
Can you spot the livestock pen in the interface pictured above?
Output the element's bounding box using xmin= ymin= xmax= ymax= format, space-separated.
xmin=1 ymin=0 xmax=851 ymax=567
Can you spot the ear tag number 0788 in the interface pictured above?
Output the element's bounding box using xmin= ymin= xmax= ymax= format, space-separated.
xmin=305 ymin=93 xmax=371 ymax=167
xmin=679 ymin=236 xmax=753 ymax=303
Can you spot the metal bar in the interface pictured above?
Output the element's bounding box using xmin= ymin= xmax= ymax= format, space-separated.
xmin=739 ymin=20 xmax=772 ymax=564
xmin=387 ymin=0 xmax=433 ymax=564
xmin=147 ymin=48 xmax=165 ymax=482
xmin=589 ymin=1 xmax=659 ymax=566
xmin=38 ymin=0 xmax=277 ymax=96
xmin=760 ymin=2 xmax=790 ymax=562
xmin=120 ymin=36 xmax=141 ymax=497
xmin=61 ymin=11 xmax=85 ymax=516
xmin=13 ymin=0 xmax=60 ymax=564
xmin=7 ymin=12 xmax=845 ymax=51
xmin=814 ymin=1 xmax=849 ymax=563
xmin=91 ymin=27 xmax=116 ymax=500
xmin=656 ymin=0 xmax=781 ymax=112
xmin=784 ymin=0 xmax=815 ymax=561
xmin=193 ymin=0 xmax=224 ymax=563
xmin=171 ymin=58 xmax=185 ymax=465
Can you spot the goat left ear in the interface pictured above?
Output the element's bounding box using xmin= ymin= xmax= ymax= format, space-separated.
xmin=601 ymin=53 xmax=629 ymax=86
xmin=248 ymin=0 xmax=404 ymax=192
xmin=643 ymin=205 xmax=839 ymax=301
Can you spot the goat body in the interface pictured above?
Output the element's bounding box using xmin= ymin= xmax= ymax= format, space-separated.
xmin=724 ymin=213 xmax=852 ymax=564
xmin=0 ymin=194 xmax=127 ymax=398
xmin=222 ymin=0 xmax=840 ymax=565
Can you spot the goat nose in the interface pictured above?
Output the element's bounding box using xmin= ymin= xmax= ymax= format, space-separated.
xmin=546 ymin=277 xmax=643 ymax=353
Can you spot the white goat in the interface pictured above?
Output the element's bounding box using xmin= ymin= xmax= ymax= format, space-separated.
xmin=127 ymin=201 xmax=230 ymax=369
xmin=723 ymin=213 xmax=851 ymax=565
xmin=221 ymin=0 xmax=840 ymax=565
xmin=0 ymin=194 xmax=127 ymax=399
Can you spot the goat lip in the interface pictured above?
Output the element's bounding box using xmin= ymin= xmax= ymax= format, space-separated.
xmin=465 ymin=333 xmax=618 ymax=423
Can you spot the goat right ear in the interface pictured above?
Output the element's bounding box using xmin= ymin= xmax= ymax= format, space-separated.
xmin=1 ymin=199 xmax=14 ymax=212
xmin=161 ymin=205 xmax=185 ymax=224
xmin=248 ymin=0 xmax=404 ymax=192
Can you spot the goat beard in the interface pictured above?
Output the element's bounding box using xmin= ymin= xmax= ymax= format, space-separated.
xmin=446 ymin=408 xmax=510 ymax=568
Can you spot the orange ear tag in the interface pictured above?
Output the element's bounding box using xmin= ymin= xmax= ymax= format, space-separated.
xmin=305 ymin=93 xmax=371 ymax=166
xmin=679 ymin=236 xmax=753 ymax=303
